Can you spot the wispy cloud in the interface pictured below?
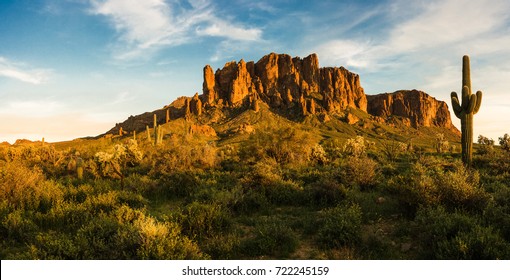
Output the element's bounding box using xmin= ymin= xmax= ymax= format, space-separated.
xmin=195 ymin=18 xmax=262 ymax=41
xmin=0 ymin=57 xmax=52 ymax=85
xmin=89 ymin=0 xmax=263 ymax=61
xmin=316 ymin=0 xmax=510 ymax=70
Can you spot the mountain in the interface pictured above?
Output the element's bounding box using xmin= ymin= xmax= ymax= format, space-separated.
xmin=367 ymin=90 xmax=458 ymax=133
xmin=104 ymin=52 xmax=459 ymax=142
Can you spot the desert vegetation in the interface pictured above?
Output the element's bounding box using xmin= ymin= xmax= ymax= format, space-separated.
xmin=1 ymin=122 xmax=510 ymax=260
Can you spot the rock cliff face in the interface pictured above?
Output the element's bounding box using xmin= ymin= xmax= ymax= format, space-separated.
xmin=202 ymin=53 xmax=367 ymax=113
xmin=104 ymin=54 xmax=459 ymax=136
xmin=367 ymin=90 xmax=457 ymax=132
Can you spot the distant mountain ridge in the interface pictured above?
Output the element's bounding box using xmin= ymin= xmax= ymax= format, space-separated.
xmin=104 ymin=53 xmax=459 ymax=137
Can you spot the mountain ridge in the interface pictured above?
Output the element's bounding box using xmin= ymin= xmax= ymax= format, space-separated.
xmin=104 ymin=52 xmax=459 ymax=139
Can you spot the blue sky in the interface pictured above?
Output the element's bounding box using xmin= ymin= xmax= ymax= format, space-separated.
xmin=1 ymin=0 xmax=509 ymax=143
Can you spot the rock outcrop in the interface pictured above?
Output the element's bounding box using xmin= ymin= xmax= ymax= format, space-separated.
xmin=103 ymin=54 xmax=459 ymax=137
xmin=201 ymin=53 xmax=367 ymax=114
xmin=367 ymin=90 xmax=458 ymax=132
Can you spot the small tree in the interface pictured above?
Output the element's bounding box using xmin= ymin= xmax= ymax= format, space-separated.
xmin=477 ymin=135 xmax=494 ymax=154
xmin=499 ymin=133 xmax=510 ymax=151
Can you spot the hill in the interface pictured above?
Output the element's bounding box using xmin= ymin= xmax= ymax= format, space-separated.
xmin=103 ymin=53 xmax=460 ymax=148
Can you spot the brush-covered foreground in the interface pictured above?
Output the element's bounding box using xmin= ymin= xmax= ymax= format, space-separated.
xmin=1 ymin=117 xmax=509 ymax=260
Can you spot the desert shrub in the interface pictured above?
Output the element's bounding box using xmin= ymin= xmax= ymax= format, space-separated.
xmin=309 ymin=144 xmax=328 ymax=165
xmin=240 ymin=216 xmax=298 ymax=258
xmin=37 ymin=201 xmax=91 ymax=232
xmin=239 ymin=125 xmax=316 ymax=165
xmin=380 ymin=139 xmax=408 ymax=162
xmin=415 ymin=206 xmax=510 ymax=259
xmin=154 ymin=171 xmax=200 ymax=199
xmin=343 ymin=136 xmax=374 ymax=158
xmin=477 ymin=135 xmax=495 ymax=155
xmin=177 ymin=202 xmax=231 ymax=240
xmin=0 ymin=161 xmax=63 ymax=212
xmin=19 ymin=232 xmax=79 ymax=259
xmin=434 ymin=133 xmax=450 ymax=153
xmin=75 ymin=215 xmax=138 ymax=259
xmin=117 ymin=190 xmax=147 ymax=209
xmin=388 ymin=159 xmax=488 ymax=215
xmin=149 ymin=138 xmax=218 ymax=174
xmin=201 ymin=232 xmax=241 ymax=259
xmin=2 ymin=210 xmax=38 ymax=242
xmin=341 ymin=156 xmax=379 ymax=190
xmin=306 ymin=177 xmax=347 ymax=207
xmin=239 ymin=158 xmax=305 ymax=206
xmin=230 ymin=187 xmax=270 ymax=214
xmin=122 ymin=173 xmax=157 ymax=195
xmin=316 ymin=204 xmax=362 ymax=249
xmin=499 ymin=133 xmax=510 ymax=151
xmin=134 ymin=214 xmax=206 ymax=260
xmin=83 ymin=191 xmax=121 ymax=214
xmin=90 ymin=140 xmax=143 ymax=187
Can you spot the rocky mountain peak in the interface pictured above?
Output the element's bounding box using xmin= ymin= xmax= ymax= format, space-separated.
xmin=201 ymin=52 xmax=367 ymax=114
xmin=367 ymin=89 xmax=458 ymax=133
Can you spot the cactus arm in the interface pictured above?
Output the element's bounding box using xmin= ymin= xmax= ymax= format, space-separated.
xmin=461 ymin=84 xmax=470 ymax=110
xmin=467 ymin=89 xmax=477 ymax=113
xmin=473 ymin=90 xmax=482 ymax=114
xmin=451 ymin=92 xmax=462 ymax=118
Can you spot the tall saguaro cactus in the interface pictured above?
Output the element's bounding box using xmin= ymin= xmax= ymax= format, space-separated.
xmin=451 ymin=55 xmax=483 ymax=166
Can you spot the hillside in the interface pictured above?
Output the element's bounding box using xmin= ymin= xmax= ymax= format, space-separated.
xmin=104 ymin=53 xmax=460 ymax=147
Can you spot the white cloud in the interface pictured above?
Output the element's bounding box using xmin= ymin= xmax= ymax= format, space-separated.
xmin=0 ymin=57 xmax=52 ymax=85
xmin=89 ymin=0 xmax=263 ymax=61
xmin=315 ymin=39 xmax=371 ymax=69
xmin=387 ymin=0 xmax=510 ymax=52
xmin=195 ymin=19 xmax=261 ymax=41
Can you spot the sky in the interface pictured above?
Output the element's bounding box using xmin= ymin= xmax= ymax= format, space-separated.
xmin=1 ymin=0 xmax=509 ymax=143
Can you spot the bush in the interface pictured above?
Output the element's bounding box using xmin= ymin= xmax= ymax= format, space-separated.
xmin=415 ymin=206 xmax=510 ymax=259
xmin=499 ymin=133 xmax=510 ymax=151
xmin=306 ymin=177 xmax=347 ymax=207
xmin=342 ymin=156 xmax=378 ymax=190
xmin=239 ymin=125 xmax=317 ymax=165
xmin=388 ymin=159 xmax=489 ymax=215
xmin=477 ymin=135 xmax=495 ymax=155
xmin=148 ymin=138 xmax=218 ymax=175
xmin=0 ymin=161 xmax=63 ymax=212
xmin=178 ymin=202 xmax=231 ymax=240
xmin=240 ymin=216 xmax=298 ymax=258
xmin=343 ymin=136 xmax=374 ymax=158
xmin=316 ymin=204 xmax=362 ymax=249
xmin=154 ymin=171 xmax=200 ymax=199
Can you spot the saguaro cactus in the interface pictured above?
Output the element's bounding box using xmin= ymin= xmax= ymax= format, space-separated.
xmin=451 ymin=55 xmax=483 ymax=166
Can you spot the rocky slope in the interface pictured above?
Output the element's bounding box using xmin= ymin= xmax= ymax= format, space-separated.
xmin=104 ymin=53 xmax=459 ymax=137
xmin=367 ymin=90 xmax=457 ymax=132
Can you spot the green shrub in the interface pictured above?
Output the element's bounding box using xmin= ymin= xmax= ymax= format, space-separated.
xmin=239 ymin=125 xmax=316 ymax=165
xmin=0 ymin=161 xmax=63 ymax=212
xmin=306 ymin=177 xmax=347 ymax=207
xmin=201 ymin=233 xmax=241 ymax=259
xmin=342 ymin=156 xmax=378 ymax=190
xmin=21 ymin=232 xmax=79 ymax=260
xmin=388 ymin=159 xmax=489 ymax=215
xmin=134 ymin=214 xmax=207 ymax=260
xmin=415 ymin=206 xmax=510 ymax=259
xmin=2 ymin=210 xmax=38 ymax=242
xmin=316 ymin=204 xmax=362 ymax=249
xmin=155 ymin=171 xmax=200 ymax=199
xmin=240 ymin=216 xmax=298 ymax=258
xmin=178 ymin=202 xmax=231 ymax=240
